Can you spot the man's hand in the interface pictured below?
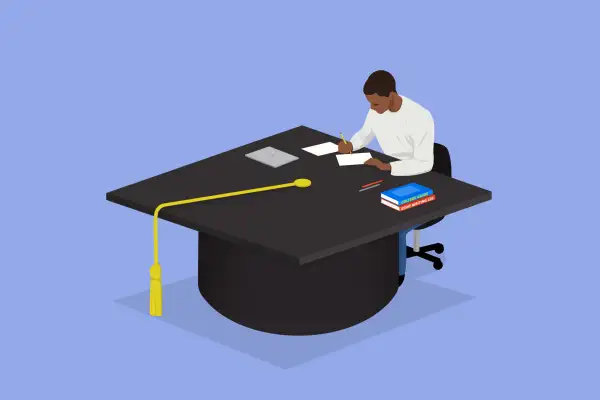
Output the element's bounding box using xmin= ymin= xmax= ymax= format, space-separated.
xmin=338 ymin=141 xmax=353 ymax=154
xmin=365 ymin=158 xmax=392 ymax=171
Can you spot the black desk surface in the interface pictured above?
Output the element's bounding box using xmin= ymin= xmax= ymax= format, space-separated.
xmin=106 ymin=126 xmax=492 ymax=264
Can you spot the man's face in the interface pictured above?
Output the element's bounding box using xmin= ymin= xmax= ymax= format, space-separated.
xmin=366 ymin=94 xmax=391 ymax=114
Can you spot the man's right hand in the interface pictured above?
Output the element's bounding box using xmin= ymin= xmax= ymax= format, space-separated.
xmin=338 ymin=141 xmax=353 ymax=154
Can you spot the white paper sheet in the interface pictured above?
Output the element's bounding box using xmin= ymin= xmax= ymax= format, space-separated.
xmin=302 ymin=142 xmax=339 ymax=156
xmin=336 ymin=152 xmax=372 ymax=166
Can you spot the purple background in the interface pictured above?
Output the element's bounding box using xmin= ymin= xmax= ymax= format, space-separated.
xmin=2 ymin=0 xmax=598 ymax=398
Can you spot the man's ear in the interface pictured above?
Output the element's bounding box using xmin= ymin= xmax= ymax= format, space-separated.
xmin=389 ymin=92 xmax=396 ymax=107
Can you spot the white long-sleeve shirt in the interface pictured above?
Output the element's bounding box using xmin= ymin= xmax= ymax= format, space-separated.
xmin=350 ymin=95 xmax=434 ymax=176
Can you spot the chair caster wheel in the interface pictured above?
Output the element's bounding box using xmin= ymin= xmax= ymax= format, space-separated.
xmin=399 ymin=274 xmax=405 ymax=287
xmin=434 ymin=244 xmax=444 ymax=254
xmin=433 ymin=260 xmax=444 ymax=270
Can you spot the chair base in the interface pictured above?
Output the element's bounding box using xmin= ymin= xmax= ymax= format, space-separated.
xmin=407 ymin=243 xmax=445 ymax=270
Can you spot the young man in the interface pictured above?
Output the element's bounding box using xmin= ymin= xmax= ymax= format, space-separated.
xmin=338 ymin=70 xmax=435 ymax=176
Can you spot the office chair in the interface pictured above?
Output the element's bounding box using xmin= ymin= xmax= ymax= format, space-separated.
xmin=406 ymin=143 xmax=452 ymax=270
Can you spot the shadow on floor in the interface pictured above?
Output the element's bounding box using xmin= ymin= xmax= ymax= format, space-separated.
xmin=116 ymin=255 xmax=473 ymax=369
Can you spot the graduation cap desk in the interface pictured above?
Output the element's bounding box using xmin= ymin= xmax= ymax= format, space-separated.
xmin=106 ymin=126 xmax=492 ymax=335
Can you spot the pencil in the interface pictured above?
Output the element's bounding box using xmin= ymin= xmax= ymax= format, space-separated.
xmin=340 ymin=132 xmax=347 ymax=144
xmin=361 ymin=179 xmax=384 ymax=188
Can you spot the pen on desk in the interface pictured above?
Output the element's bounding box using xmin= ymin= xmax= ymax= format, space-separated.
xmin=361 ymin=179 xmax=383 ymax=188
xmin=359 ymin=184 xmax=381 ymax=192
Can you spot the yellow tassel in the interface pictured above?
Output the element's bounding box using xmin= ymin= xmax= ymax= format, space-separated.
xmin=149 ymin=263 xmax=162 ymax=316
xmin=149 ymin=178 xmax=311 ymax=316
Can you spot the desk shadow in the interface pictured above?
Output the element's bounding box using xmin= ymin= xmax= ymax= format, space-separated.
xmin=406 ymin=252 xmax=447 ymax=279
xmin=115 ymin=256 xmax=470 ymax=369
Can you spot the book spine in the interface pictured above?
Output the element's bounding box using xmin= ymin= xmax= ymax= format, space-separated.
xmin=381 ymin=190 xmax=432 ymax=205
xmin=399 ymin=190 xmax=433 ymax=205
xmin=381 ymin=194 xmax=436 ymax=212
xmin=399 ymin=194 xmax=436 ymax=211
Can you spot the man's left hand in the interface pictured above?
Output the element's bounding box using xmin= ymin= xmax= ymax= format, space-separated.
xmin=364 ymin=158 xmax=391 ymax=171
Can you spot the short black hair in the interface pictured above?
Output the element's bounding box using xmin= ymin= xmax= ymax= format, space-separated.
xmin=363 ymin=70 xmax=396 ymax=97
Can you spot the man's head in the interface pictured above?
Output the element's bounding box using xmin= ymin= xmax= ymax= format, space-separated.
xmin=363 ymin=70 xmax=397 ymax=114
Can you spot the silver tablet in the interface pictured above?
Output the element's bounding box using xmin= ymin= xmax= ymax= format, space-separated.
xmin=245 ymin=146 xmax=299 ymax=168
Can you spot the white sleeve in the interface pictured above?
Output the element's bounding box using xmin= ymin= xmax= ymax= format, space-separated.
xmin=350 ymin=111 xmax=375 ymax=150
xmin=390 ymin=113 xmax=434 ymax=176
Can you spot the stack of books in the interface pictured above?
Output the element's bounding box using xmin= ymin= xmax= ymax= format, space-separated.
xmin=381 ymin=183 xmax=436 ymax=212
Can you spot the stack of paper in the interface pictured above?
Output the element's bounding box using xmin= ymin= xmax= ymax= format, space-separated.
xmin=301 ymin=141 xmax=372 ymax=167
xmin=336 ymin=153 xmax=372 ymax=166
xmin=302 ymin=142 xmax=338 ymax=156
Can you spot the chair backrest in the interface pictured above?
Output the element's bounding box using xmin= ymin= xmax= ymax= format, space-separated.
xmin=432 ymin=143 xmax=451 ymax=178
xmin=415 ymin=143 xmax=452 ymax=230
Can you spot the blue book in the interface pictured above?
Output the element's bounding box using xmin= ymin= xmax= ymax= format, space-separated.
xmin=381 ymin=183 xmax=433 ymax=205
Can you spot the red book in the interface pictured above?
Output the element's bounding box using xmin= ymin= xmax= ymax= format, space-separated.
xmin=381 ymin=194 xmax=436 ymax=211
